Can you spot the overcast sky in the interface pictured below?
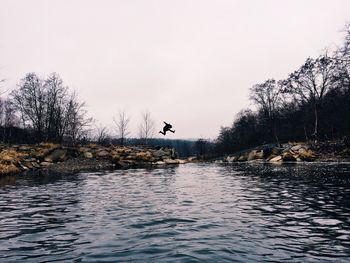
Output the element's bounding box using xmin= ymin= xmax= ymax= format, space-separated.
xmin=1 ymin=0 xmax=350 ymax=139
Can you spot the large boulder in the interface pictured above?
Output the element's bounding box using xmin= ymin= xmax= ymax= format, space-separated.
xmin=153 ymin=149 xmax=171 ymax=160
xmin=44 ymin=149 xmax=67 ymax=163
xmin=269 ymin=155 xmax=282 ymax=162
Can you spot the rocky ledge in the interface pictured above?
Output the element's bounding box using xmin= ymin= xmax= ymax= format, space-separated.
xmin=220 ymin=140 xmax=350 ymax=164
xmin=0 ymin=143 xmax=192 ymax=176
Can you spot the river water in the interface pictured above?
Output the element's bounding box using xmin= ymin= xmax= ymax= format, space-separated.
xmin=1 ymin=163 xmax=350 ymax=262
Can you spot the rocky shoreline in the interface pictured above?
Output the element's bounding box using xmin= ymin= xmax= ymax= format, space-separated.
xmin=219 ymin=140 xmax=350 ymax=164
xmin=0 ymin=143 xmax=193 ymax=176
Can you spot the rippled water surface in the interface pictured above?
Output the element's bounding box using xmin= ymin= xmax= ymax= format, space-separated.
xmin=1 ymin=163 xmax=350 ymax=262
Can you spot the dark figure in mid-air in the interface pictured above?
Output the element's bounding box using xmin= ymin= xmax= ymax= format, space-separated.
xmin=159 ymin=121 xmax=175 ymax=135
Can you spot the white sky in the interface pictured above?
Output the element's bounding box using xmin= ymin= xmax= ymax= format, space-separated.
xmin=0 ymin=0 xmax=349 ymax=139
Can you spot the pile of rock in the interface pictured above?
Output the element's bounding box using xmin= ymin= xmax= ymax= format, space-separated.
xmin=223 ymin=143 xmax=317 ymax=164
xmin=0 ymin=143 xmax=189 ymax=176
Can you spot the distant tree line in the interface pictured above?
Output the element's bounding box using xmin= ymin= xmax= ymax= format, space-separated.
xmin=216 ymin=24 xmax=350 ymax=154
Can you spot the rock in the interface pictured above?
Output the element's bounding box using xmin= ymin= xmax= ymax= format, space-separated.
xmin=135 ymin=151 xmax=152 ymax=161
xmin=269 ymin=155 xmax=282 ymax=162
xmin=84 ymin=152 xmax=93 ymax=159
xmin=178 ymin=159 xmax=187 ymax=164
xmin=111 ymin=154 xmax=120 ymax=162
xmin=96 ymin=150 xmax=109 ymax=158
xmin=18 ymin=161 xmax=29 ymax=171
xmin=153 ymin=149 xmax=169 ymax=158
xmin=31 ymin=162 xmax=41 ymax=168
xmin=187 ymin=156 xmax=197 ymax=162
xmin=154 ymin=161 xmax=165 ymax=165
xmin=116 ymin=160 xmax=136 ymax=168
xmin=267 ymin=154 xmax=276 ymax=161
xmin=164 ymin=159 xmax=180 ymax=165
xmin=247 ymin=150 xmax=257 ymax=161
xmin=226 ymin=156 xmax=237 ymax=162
xmin=78 ymin=147 xmax=89 ymax=153
xmin=282 ymin=152 xmax=296 ymax=162
xmin=256 ymin=150 xmax=264 ymax=159
xmin=21 ymin=161 xmax=34 ymax=169
xmin=238 ymin=155 xmax=247 ymax=162
xmin=44 ymin=149 xmax=67 ymax=162
xmin=18 ymin=146 xmax=31 ymax=152
xmin=40 ymin=162 xmax=52 ymax=167
xmin=291 ymin=144 xmax=304 ymax=152
xmin=299 ymin=149 xmax=316 ymax=161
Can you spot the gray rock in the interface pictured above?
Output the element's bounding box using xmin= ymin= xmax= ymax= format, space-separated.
xmin=84 ymin=152 xmax=93 ymax=158
xmin=96 ymin=150 xmax=109 ymax=158
xmin=153 ymin=149 xmax=168 ymax=158
xmin=44 ymin=149 xmax=67 ymax=162
xmin=226 ymin=156 xmax=237 ymax=162
xmin=40 ymin=161 xmax=52 ymax=167
xmin=291 ymin=144 xmax=304 ymax=152
xmin=238 ymin=155 xmax=247 ymax=162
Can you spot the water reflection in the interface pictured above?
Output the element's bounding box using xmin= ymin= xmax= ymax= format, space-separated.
xmin=0 ymin=163 xmax=350 ymax=262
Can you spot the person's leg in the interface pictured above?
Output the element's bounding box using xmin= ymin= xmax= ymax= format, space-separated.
xmin=169 ymin=129 xmax=175 ymax=133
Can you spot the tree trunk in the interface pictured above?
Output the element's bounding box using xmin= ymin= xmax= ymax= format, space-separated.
xmin=314 ymin=104 xmax=319 ymax=138
xmin=304 ymin=126 xmax=309 ymax=141
xmin=272 ymin=118 xmax=280 ymax=146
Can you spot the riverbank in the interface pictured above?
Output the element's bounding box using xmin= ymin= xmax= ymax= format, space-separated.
xmin=0 ymin=143 xmax=192 ymax=176
xmin=219 ymin=140 xmax=350 ymax=164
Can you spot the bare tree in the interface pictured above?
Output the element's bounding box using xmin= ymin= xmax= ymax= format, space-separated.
xmin=114 ymin=110 xmax=130 ymax=145
xmin=3 ymin=99 xmax=18 ymax=128
xmin=11 ymin=73 xmax=46 ymax=140
xmin=64 ymin=92 xmax=92 ymax=144
xmin=43 ymin=73 xmax=68 ymax=141
xmin=282 ymin=54 xmax=336 ymax=137
xmin=11 ymin=73 xmax=92 ymax=143
xmin=334 ymin=23 xmax=350 ymax=91
xmin=138 ymin=110 xmax=155 ymax=145
xmin=95 ymin=124 xmax=110 ymax=144
xmin=249 ymin=79 xmax=282 ymax=144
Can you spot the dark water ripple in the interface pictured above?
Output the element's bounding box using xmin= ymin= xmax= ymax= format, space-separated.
xmin=1 ymin=163 xmax=350 ymax=262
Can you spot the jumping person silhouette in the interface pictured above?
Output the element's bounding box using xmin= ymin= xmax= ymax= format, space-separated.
xmin=159 ymin=121 xmax=175 ymax=135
